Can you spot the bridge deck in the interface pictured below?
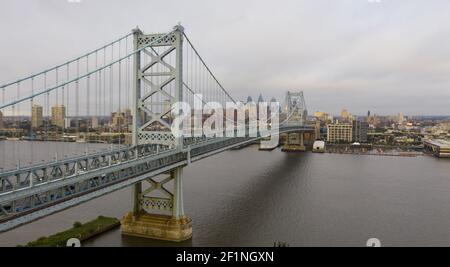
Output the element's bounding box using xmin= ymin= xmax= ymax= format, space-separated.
xmin=0 ymin=126 xmax=312 ymax=231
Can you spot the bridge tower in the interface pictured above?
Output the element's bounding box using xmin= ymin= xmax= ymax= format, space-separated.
xmin=282 ymin=91 xmax=309 ymax=152
xmin=121 ymin=25 xmax=192 ymax=242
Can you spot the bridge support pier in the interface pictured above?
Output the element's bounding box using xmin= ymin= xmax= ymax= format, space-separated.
xmin=121 ymin=167 xmax=192 ymax=242
xmin=282 ymin=132 xmax=306 ymax=152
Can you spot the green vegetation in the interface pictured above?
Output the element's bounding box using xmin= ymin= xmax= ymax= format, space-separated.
xmin=23 ymin=216 xmax=120 ymax=247
xmin=374 ymin=127 xmax=388 ymax=133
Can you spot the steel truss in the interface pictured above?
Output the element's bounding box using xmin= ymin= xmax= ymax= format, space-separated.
xmin=285 ymin=91 xmax=308 ymax=126
xmin=0 ymin=26 xmax=314 ymax=232
xmin=0 ymin=126 xmax=311 ymax=231
xmin=133 ymin=26 xmax=184 ymax=148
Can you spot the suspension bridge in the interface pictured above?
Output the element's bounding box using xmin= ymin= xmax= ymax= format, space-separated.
xmin=0 ymin=25 xmax=313 ymax=241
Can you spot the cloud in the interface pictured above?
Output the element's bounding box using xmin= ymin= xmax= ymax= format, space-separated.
xmin=0 ymin=0 xmax=450 ymax=115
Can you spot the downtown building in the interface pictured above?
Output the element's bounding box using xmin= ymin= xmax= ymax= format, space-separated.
xmin=111 ymin=109 xmax=132 ymax=131
xmin=314 ymin=111 xmax=333 ymax=123
xmin=31 ymin=104 xmax=43 ymax=128
xmin=51 ymin=105 xmax=66 ymax=129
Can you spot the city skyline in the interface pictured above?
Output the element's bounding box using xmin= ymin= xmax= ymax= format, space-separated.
xmin=1 ymin=1 xmax=450 ymax=115
xmin=1 ymin=1 xmax=450 ymax=249
xmin=0 ymin=99 xmax=446 ymax=119
xmin=0 ymin=101 xmax=428 ymax=119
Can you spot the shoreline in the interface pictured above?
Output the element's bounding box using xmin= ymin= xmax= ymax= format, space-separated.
xmin=21 ymin=216 xmax=121 ymax=247
xmin=323 ymin=151 xmax=423 ymax=157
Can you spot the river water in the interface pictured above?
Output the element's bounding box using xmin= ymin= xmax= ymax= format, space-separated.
xmin=1 ymin=141 xmax=450 ymax=247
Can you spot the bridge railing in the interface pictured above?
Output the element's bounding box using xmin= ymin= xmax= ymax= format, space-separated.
xmin=0 ymin=125 xmax=312 ymax=225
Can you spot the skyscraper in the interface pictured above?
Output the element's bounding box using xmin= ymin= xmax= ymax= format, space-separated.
xmin=398 ymin=112 xmax=405 ymax=124
xmin=256 ymin=94 xmax=265 ymax=118
xmin=31 ymin=104 xmax=43 ymax=128
xmin=51 ymin=105 xmax=66 ymax=129
xmin=257 ymin=94 xmax=264 ymax=104
xmin=352 ymin=120 xmax=369 ymax=143
xmin=314 ymin=111 xmax=332 ymax=123
xmin=341 ymin=109 xmax=350 ymax=121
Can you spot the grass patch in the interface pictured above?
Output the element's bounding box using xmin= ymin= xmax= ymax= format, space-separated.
xmin=22 ymin=216 xmax=120 ymax=247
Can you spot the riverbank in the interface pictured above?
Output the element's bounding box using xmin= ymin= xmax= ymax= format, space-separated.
xmin=2 ymin=144 xmax=450 ymax=247
xmin=324 ymin=144 xmax=423 ymax=157
xmin=324 ymin=151 xmax=422 ymax=157
xmin=21 ymin=216 xmax=120 ymax=247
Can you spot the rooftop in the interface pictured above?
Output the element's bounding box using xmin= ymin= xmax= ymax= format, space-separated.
xmin=424 ymin=139 xmax=450 ymax=148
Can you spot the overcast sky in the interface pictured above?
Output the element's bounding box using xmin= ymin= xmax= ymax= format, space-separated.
xmin=1 ymin=0 xmax=450 ymax=116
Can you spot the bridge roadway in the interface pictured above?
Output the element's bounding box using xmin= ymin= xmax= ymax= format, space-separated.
xmin=0 ymin=126 xmax=312 ymax=232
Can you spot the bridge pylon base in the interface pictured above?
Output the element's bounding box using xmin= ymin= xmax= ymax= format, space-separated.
xmin=282 ymin=132 xmax=307 ymax=152
xmin=121 ymin=212 xmax=192 ymax=242
xmin=281 ymin=145 xmax=306 ymax=152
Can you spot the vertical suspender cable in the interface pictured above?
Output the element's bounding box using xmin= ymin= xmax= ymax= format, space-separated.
xmin=103 ymin=47 xmax=107 ymax=140
xmin=1 ymin=87 xmax=4 ymax=171
xmin=126 ymin=37 xmax=131 ymax=136
xmin=76 ymin=60 xmax=79 ymax=148
xmin=64 ymin=63 xmax=69 ymax=159
xmin=95 ymin=51 xmax=98 ymax=148
xmin=110 ymin=44 xmax=114 ymax=151
xmin=55 ymin=67 xmax=59 ymax=106
xmin=118 ymin=40 xmax=122 ymax=149
xmin=44 ymin=72 xmax=50 ymax=161
xmin=86 ymin=56 xmax=90 ymax=155
xmin=30 ymin=78 xmax=34 ymax=165
xmin=14 ymin=83 xmax=19 ymax=168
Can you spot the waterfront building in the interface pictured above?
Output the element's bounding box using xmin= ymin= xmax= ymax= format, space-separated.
xmin=352 ymin=120 xmax=369 ymax=143
xmin=31 ymin=104 xmax=43 ymax=128
xmin=424 ymin=139 xmax=450 ymax=158
xmin=327 ymin=122 xmax=353 ymax=143
xmin=51 ymin=105 xmax=66 ymax=129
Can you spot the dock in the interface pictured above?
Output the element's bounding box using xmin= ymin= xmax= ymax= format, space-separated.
xmin=423 ymin=139 xmax=450 ymax=158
